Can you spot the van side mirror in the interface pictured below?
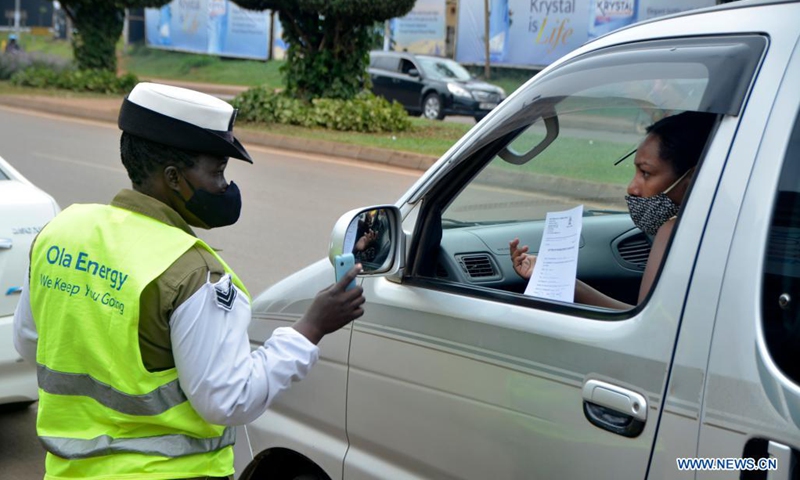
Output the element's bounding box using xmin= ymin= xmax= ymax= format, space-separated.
xmin=329 ymin=205 xmax=404 ymax=275
xmin=408 ymin=68 xmax=420 ymax=77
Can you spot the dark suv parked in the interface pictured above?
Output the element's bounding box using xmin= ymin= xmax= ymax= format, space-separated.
xmin=368 ymin=51 xmax=506 ymax=121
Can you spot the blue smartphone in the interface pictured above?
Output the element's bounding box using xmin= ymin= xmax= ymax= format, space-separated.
xmin=334 ymin=253 xmax=357 ymax=291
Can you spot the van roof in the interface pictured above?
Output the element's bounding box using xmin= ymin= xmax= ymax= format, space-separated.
xmin=628 ymin=0 xmax=798 ymax=30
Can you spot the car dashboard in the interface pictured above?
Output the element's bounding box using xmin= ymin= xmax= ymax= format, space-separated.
xmin=432 ymin=214 xmax=650 ymax=306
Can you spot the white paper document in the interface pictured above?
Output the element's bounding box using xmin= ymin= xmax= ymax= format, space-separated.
xmin=524 ymin=205 xmax=584 ymax=302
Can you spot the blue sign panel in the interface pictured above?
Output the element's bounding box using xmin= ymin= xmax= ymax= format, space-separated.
xmin=391 ymin=0 xmax=447 ymax=56
xmin=456 ymin=0 xmax=714 ymax=68
xmin=145 ymin=0 xmax=271 ymax=61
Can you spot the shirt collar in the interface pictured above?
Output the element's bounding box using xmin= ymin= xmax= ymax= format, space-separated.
xmin=110 ymin=189 xmax=196 ymax=237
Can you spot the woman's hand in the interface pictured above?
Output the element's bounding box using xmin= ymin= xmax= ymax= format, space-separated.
xmin=509 ymin=238 xmax=536 ymax=280
xmin=355 ymin=230 xmax=377 ymax=252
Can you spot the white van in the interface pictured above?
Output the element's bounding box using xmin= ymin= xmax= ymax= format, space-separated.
xmin=236 ymin=1 xmax=800 ymax=478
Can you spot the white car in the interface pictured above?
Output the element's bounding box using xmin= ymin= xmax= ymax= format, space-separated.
xmin=236 ymin=1 xmax=800 ymax=478
xmin=0 ymin=156 xmax=59 ymax=408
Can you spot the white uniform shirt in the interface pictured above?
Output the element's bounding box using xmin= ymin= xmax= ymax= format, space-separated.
xmin=13 ymin=272 xmax=319 ymax=426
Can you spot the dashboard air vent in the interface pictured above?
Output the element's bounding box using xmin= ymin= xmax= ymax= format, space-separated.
xmin=457 ymin=254 xmax=497 ymax=279
xmin=617 ymin=235 xmax=651 ymax=268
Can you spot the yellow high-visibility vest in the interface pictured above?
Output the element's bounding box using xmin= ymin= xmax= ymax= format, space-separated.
xmin=30 ymin=203 xmax=248 ymax=479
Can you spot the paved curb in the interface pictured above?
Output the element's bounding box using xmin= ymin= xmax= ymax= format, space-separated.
xmin=0 ymin=95 xmax=439 ymax=172
xmin=0 ymin=95 xmax=119 ymax=123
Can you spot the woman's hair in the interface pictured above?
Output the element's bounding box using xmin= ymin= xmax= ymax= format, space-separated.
xmin=120 ymin=132 xmax=196 ymax=187
xmin=646 ymin=111 xmax=717 ymax=176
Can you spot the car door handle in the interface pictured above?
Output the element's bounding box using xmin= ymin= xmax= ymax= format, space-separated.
xmin=392 ymin=78 xmax=400 ymax=83
xmin=582 ymin=379 xmax=647 ymax=437
xmin=0 ymin=238 xmax=12 ymax=249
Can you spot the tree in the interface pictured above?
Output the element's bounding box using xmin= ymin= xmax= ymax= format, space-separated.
xmin=232 ymin=0 xmax=416 ymax=100
xmin=61 ymin=0 xmax=170 ymax=72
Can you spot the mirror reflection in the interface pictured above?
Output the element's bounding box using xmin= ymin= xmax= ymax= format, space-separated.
xmin=344 ymin=208 xmax=393 ymax=273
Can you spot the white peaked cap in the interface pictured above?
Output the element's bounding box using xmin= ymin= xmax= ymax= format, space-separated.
xmin=128 ymin=82 xmax=234 ymax=131
xmin=118 ymin=82 xmax=252 ymax=163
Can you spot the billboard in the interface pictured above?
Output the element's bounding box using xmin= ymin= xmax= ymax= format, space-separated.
xmin=390 ymin=0 xmax=447 ymax=55
xmin=455 ymin=0 xmax=715 ymax=68
xmin=145 ymin=0 xmax=272 ymax=60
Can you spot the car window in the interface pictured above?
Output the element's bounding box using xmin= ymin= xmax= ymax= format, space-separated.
xmin=417 ymin=57 xmax=472 ymax=82
xmin=399 ymin=59 xmax=417 ymax=75
xmin=433 ymin=36 xmax=765 ymax=174
xmin=444 ymin=80 xmax=709 ymax=225
xmin=762 ymin=109 xmax=800 ymax=384
xmin=408 ymin=35 xmax=765 ymax=314
xmin=372 ymin=55 xmax=400 ymax=72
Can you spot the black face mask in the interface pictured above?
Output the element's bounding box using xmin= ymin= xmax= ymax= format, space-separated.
xmin=179 ymin=175 xmax=242 ymax=228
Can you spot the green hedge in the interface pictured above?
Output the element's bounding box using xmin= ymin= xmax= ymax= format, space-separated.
xmin=10 ymin=67 xmax=138 ymax=94
xmin=232 ymin=86 xmax=411 ymax=133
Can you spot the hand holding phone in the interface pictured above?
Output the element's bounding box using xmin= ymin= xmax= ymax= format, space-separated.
xmin=334 ymin=253 xmax=357 ymax=291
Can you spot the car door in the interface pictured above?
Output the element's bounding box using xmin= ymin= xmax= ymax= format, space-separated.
xmin=395 ymin=58 xmax=425 ymax=110
xmin=0 ymin=156 xmax=59 ymax=406
xmin=342 ymin=35 xmax=765 ymax=480
xmin=369 ymin=55 xmax=401 ymax=104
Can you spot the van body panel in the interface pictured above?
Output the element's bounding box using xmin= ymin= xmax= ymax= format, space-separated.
xmin=246 ymin=260 xmax=356 ymax=479
xmin=341 ymin=272 xmax=683 ymax=479
xmin=647 ymin=24 xmax=800 ymax=477
xmin=694 ymin=32 xmax=800 ymax=478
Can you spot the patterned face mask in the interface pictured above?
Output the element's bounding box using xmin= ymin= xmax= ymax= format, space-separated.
xmin=625 ymin=169 xmax=692 ymax=236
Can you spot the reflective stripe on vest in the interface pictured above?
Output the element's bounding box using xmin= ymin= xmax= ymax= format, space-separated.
xmin=37 ymin=364 xmax=187 ymax=416
xmin=40 ymin=427 xmax=236 ymax=459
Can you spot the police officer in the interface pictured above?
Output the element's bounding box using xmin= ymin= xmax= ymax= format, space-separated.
xmin=13 ymin=82 xmax=366 ymax=479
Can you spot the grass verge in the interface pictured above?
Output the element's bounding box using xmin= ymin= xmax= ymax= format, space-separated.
xmin=0 ymin=32 xmax=73 ymax=59
xmin=241 ymin=115 xmax=637 ymax=185
xmin=0 ymin=81 xmax=113 ymax=98
xmin=241 ymin=117 xmax=471 ymax=157
xmin=120 ymin=45 xmax=284 ymax=89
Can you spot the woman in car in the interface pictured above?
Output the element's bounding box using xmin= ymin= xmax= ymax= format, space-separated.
xmin=509 ymin=111 xmax=717 ymax=309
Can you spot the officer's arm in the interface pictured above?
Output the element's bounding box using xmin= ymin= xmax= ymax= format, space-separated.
xmin=170 ymin=274 xmax=319 ymax=426
xmin=13 ymin=272 xmax=38 ymax=364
